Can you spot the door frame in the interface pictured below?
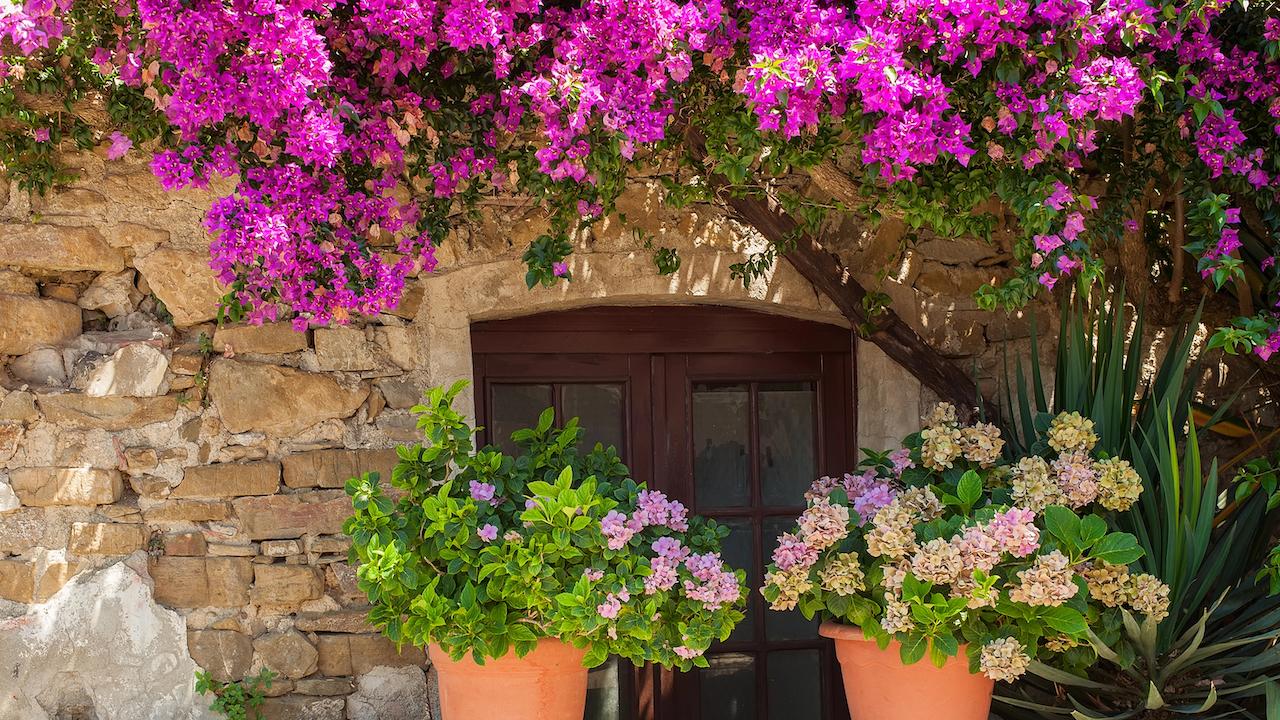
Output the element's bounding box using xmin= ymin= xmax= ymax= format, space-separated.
xmin=471 ymin=305 xmax=857 ymax=720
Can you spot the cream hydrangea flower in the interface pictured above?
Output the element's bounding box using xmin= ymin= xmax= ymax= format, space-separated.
xmin=1096 ymin=457 xmax=1143 ymax=511
xmin=1082 ymin=561 xmax=1131 ymax=608
xmin=764 ymin=566 xmax=813 ymax=611
xmin=1010 ymin=456 xmax=1063 ymax=511
xmin=1044 ymin=635 xmax=1081 ymax=653
xmin=899 ymin=486 xmax=944 ymax=521
xmin=818 ymin=552 xmax=866 ymax=595
xmin=1127 ymin=573 xmax=1171 ymax=622
xmin=979 ymin=637 xmax=1032 ymax=681
xmin=910 ymin=537 xmax=965 ymax=585
xmin=961 ymin=422 xmax=1005 ymax=467
xmin=881 ymin=594 xmax=913 ymax=634
xmin=1008 ymin=550 xmax=1077 ymax=606
xmin=865 ymin=501 xmax=918 ymax=560
xmin=1052 ymin=450 xmax=1099 ymax=508
xmin=881 ymin=560 xmax=910 ymax=594
xmin=797 ymin=497 xmax=851 ymax=550
xmin=925 ymin=402 xmax=958 ymax=427
xmin=921 ymin=424 xmax=963 ymax=471
xmin=1048 ymin=411 xmax=1098 ymax=453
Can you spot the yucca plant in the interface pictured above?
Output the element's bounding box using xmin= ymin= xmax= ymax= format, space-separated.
xmin=994 ymin=292 xmax=1280 ymax=719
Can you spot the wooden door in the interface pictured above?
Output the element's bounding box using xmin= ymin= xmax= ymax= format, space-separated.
xmin=471 ymin=306 xmax=856 ymax=720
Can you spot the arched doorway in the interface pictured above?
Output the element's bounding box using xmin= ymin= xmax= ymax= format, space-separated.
xmin=471 ymin=305 xmax=856 ymax=720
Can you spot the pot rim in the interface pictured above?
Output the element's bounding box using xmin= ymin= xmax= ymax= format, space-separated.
xmin=818 ymin=621 xmax=869 ymax=641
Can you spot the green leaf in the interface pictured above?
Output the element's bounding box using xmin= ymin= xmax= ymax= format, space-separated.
xmin=1043 ymin=505 xmax=1082 ymax=552
xmin=1042 ymin=606 xmax=1088 ymax=636
xmin=1078 ymin=514 xmax=1107 ymax=548
xmin=957 ymin=471 xmax=982 ymax=507
xmin=1092 ymin=532 xmax=1144 ymax=565
xmin=899 ymin=633 xmax=928 ymax=665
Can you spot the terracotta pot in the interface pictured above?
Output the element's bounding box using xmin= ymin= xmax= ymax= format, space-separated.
xmin=429 ymin=639 xmax=589 ymax=720
xmin=820 ymin=622 xmax=994 ymax=720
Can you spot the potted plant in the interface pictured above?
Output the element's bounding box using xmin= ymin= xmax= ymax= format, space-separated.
xmin=762 ymin=402 xmax=1169 ymax=720
xmin=345 ymin=382 xmax=745 ymax=720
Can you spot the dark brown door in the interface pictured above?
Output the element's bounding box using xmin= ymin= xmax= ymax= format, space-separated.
xmin=471 ymin=306 xmax=856 ymax=720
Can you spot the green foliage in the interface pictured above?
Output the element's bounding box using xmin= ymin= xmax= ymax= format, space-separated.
xmin=997 ymin=295 xmax=1280 ymax=719
xmin=344 ymin=381 xmax=745 ymax=671
xmin=194 ymin=669 xmax=275 ymax=720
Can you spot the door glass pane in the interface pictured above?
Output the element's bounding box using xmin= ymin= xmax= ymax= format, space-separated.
xmin=767 ymin=650 xmax=821 ymax=720
xmin=763 ymin=516 xmax=820 ymax=641
xmin=718 ymin=518 xmax=756 ymax=643
xmin=693 ymin=384 xmax=750 ymax=507
xmin=585 ymin=656 xmax=622 ymax=720
xmin=759 ymin=382 xmax=816 ymax=507
xmin=700 ymin=653 xmax=756 ymax=720
xmin=490 ymin=384 xmax=552 ymax=455
xmin=563 ymin=384 xmax=625 ymax=457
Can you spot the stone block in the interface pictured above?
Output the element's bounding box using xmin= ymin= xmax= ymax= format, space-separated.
xmin=295 ymin=609 xmax=374 ymax=634
xmin=142 ymin=500 xmax=230 ymax=523
xmin=348 ymin=635 xmax=427 ymax=674
xmin=164 ymin=531 xmax=208 ymax=556
xmin=0 ymin=223 xmax=125 ymax=272
xmin=83 ymin=344 xmax=169 ymax=397
xmin=281 ymin=449 xmax=398 ymax=489
xmin=314 ymin=327 xmax=380 ymax=371
xmin=149 ymin=556 xmax=252 ymax=608
xmin=0 ymin=295 xmax=82 ymax=355
xmin=261 ymin=539 xmax=301 ymax=557
xmin=253 ymin=630 xmax=318 ymax=679
xmin=0 ymin=390 xmax=39 ymax=423
xmin=212 ymin=322 xmax=309 ymax=354
xmin=9 ymin=347 xmax=68 ymax=387
xmin=78 ymin=269 xmax=139 ymax=317
xmin=251 ymin=564 xmax=323 ymax=606
xmin=133 ymin=248 xmax=226 ymax=326
xmin=293 ymin=678 xmax=354 ymax=696
xmin=169 ymin=352 xmax=203 ymax=375
xmin=188 ymin=629 xmax=254 ymax=683
xmin=259 ymin=696 xmax=344 ymax=720
xmin=0 ymin=269 xmax=37 ymax=296
xmin=173 ymin=461 xmax=281 ymax=499
xmin=208 ymin=360 xmax=368 ymax=435
xmin=316 ymin=635 xmax=352 ymax=677
xmin=346 ymin=666 xmax=430 ymax=720
xmin=36 ymin=393 xmax=178 ymax=430
xmin=232 ymin=491 xmax=350 ymax=540
xmin=0 ymin=559 xmax=35 ymax=602
xmin=67 ymin=522 xmax=147 ymax=555
xmin=10 ymin=467 xmax=123 ymax=506
xmin=34 ymin=561 xmax=79 ymax=601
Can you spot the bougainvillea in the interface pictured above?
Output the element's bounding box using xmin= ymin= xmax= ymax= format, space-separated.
xmin=4 ymin=0 xmax=1280 ymax=352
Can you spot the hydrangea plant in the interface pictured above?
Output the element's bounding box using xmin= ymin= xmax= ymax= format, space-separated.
xmin=761 ymin=403 xmax=1169 ymax=682
xmin=344 ymin=381 xmax=745 ymax=670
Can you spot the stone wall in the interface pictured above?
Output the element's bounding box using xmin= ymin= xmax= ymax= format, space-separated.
xmin=0 ymin=149 xmax=1042 ymax=719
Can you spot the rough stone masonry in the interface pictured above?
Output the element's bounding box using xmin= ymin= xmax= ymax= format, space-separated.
xmin=0 ymin=145 xmax=1056 ymax=719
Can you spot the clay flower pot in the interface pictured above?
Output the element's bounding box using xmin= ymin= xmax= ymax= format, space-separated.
xmin=820 ymin=622 xmax=994 ymax=720
xmin=429 ymin=639 xmax=589 ymax=720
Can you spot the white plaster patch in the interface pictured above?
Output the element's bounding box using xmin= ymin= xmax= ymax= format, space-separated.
xmin=0 ymin=554 xmax=215 ymax=720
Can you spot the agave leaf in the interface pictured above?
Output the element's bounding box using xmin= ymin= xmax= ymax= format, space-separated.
xmin=1028 ymin=661 xmax=1113 ymax=689
xmin=994 ymin=695 xmax=1077 ymax=715
xmin=1145 ymin=681 xmax=1166 ymax=709
xmin=1266 ymin=679 xmax=1280 ymax=720
xmin=1165 ymin=683 xmax=1217 ymax=713
xmin=1158 ymin=610 xmax=1207 ymax=684
xmin=1084 ymin=627 xmax=1121 ymax=664
xmin=1068 ymin=695 xmax=1139 ymax=720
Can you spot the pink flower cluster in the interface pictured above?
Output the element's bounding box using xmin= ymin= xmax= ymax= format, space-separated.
xmin=601 ymin=490 xmax=690 ymax=550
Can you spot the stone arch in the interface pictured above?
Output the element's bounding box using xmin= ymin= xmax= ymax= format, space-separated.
xmin=410 ymin=182 xmax=922 ymax=447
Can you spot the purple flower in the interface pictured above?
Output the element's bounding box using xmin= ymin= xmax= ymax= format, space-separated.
xmin=552 ymin=261 xmax=569 ymax=277
xmin=33 ymin=128 xmax=49 ymax=143
xmin=478 ymin=524 xmax=498 ymax=542
xmin=469 ymin=480 xmax=496 ymax=504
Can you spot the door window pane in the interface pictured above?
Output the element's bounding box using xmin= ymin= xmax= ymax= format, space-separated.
xmin=585 ymin=656 xmax=622 ymax=720
xmin=700 ymin=653 xmax=756 ymax=720
xmin=563 ymin=384 xmax=625 ymax=456
xmin=766 ymin=650 xmax=822 ymax=720
xmin=693 ymin=384 xmax=750 ymax=507
xmin=489 ymin=384 xmax=552 ymax=455
xmin=763 ymin=516 xmax=820 ymax=642
xmin=759 ymin=382 xmax=816 ymax=507
xmin=718 ymin=518 xmax=756 ymax=643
